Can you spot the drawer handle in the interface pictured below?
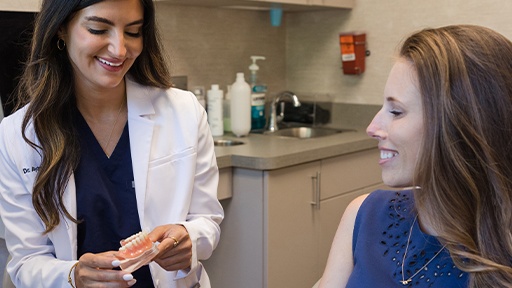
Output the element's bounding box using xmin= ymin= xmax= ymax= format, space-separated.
xmin=311 ymin=172 xmax=321 ymax=209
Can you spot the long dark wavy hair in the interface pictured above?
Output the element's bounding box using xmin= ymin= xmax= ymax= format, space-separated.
xmin=403 ymin=25 xmax=512 ymax=287
xmin=16 ymin=0 xmax=172 ymax=234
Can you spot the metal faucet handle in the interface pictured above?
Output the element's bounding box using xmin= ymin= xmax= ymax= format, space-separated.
xmin=266 ymin=91 xmax=301 ymax=132
xmin=274 ymin=91 xmax=301 ymax=106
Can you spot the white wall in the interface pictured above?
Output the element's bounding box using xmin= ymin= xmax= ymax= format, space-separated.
xmin=286 ymin=0 xmax=512 ymax=104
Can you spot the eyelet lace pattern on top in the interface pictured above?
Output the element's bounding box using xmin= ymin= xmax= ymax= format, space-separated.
xmin=380 ymin=191 xmax=466 ymax=287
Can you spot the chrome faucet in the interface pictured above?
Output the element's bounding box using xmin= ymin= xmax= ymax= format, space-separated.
xmin=266 ymin=91 xmax=301 ymax=132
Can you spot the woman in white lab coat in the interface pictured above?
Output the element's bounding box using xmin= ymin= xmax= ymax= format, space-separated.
xmin=0 ymin=0 xmax=223 ymax=287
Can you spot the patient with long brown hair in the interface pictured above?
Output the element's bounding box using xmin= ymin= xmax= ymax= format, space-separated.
xmin=320 ymin=25 xmax=512 ymax=288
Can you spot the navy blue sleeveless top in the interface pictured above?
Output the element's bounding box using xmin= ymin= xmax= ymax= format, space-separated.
xmin=73 ymin=111 xmax=154 ymax=287
xmin=346 ymin=190 xmax=468 ymax=287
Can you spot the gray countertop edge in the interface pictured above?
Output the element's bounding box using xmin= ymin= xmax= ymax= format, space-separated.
xmin=214 ymin=131 xmax=378 ymax=170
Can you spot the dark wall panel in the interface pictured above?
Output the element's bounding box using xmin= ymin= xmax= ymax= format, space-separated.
xmin=0 ymin=11 xmax=36 ymax=116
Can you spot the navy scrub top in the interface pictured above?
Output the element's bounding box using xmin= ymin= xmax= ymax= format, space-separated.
xmin=73 ymin=110 xmax=154 ymax=287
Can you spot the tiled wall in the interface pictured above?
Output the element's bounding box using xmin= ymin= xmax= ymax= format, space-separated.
xmin=286 ymin=0 xmax=512 ymax=104
xmin=155 ymin=3 xmax=287 ymax=98
xmin=156 ymin=1 xmax=512 ymax=105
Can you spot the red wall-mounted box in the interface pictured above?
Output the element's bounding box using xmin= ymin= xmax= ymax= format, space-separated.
xmin=339 ymin=32 xmax=366 ymax=75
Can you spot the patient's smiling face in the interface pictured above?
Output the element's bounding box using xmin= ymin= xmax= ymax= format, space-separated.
xmin=366 ymin=58 xmax=424 ymax=188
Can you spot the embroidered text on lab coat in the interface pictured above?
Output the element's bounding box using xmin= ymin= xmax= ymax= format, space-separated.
xmin=22 ymin=166 xmax=40 ymax=174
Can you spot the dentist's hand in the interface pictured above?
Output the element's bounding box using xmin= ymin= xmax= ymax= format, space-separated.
xmin=149 ymin=224 xmax=192 ymax=271
xmin=74 ymin=251 xmax=137 ymax=287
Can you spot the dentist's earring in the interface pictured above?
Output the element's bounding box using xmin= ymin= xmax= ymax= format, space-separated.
xmin=57 ymin=38 xmax=66 ymax=51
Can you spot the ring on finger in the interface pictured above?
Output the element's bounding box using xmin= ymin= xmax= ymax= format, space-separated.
xmin=170 ymin=236 xmax=179 ymax=247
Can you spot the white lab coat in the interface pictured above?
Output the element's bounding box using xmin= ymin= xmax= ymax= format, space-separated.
xmin=0 ymin=78 xmax=224 ymax=288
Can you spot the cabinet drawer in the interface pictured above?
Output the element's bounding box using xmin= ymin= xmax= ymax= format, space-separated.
xmin=320 ymin=149 xmax=382 ymax=200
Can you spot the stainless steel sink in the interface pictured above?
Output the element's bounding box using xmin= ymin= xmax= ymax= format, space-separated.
xmin=214 ymin=139 xmax=245 ymax=146
xmin=263 ymin=127 xmax=355 ymax=139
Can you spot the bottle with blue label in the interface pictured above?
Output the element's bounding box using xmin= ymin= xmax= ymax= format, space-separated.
xmin=249 ymin=56 xmax=267 ymax=131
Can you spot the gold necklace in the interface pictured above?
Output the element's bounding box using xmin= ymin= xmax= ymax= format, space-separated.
xmin=400 ymin=215 xmax=448 ymax=285
xmin=103 ymin=101 xmax=125 ymax=158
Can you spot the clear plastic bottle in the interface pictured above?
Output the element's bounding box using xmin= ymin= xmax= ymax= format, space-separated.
xmin=223 ymin=85 xmax=232 ymax=133
xmin=230 ymin=73 xmax=251 ymax=137
xmin=207 ymin=84 xmax=224 ymax=136
xmin=192 ymin=86 xmax=206 ymax=109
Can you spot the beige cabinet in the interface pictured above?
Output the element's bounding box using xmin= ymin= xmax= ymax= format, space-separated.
xmin=246 ymin=0 xmax=309 ymax=5
xmin=0 ymin=0 xmax=40 ymax=11
xmin=266 ymin=160 xmax=321 ymax=287
xmin=203 ymin=148 xmax=384 ymax=288
xmin=0 ymin=0 xmax=353 ymax=12
xmin=155 ymin=0 xmax=353 ymax=10
xmin=244 ymin=0 xmax=355 ymax=8
xmin=307 ymin=0 xmax=354 ymax=8
xmin=241 ymin=0 xmax=355 ymax=8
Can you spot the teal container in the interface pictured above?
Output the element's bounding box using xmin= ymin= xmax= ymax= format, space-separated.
xmin=251 ymin=85 xmax=266 ymax=130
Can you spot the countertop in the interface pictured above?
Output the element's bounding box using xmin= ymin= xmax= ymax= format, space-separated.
xmin=213 ymin=103 xmax=380 ymax=171
xmin=214 ymin=130 xmax=378 ymax=170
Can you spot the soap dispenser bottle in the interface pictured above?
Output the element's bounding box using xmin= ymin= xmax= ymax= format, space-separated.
xmin=230 ymin=73 xmax=251 ymax=137
xmin=249 ymin=56 xmax=267 ymax=131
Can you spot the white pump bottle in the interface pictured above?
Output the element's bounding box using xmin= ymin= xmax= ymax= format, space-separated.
xmin=249 ymin=56 xmax=266 ymax=85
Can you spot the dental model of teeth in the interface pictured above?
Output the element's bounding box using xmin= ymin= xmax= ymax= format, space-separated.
xmin=117 ymin=231 xmax=154 ymax=258
xmin=115 ymin=231 xmax=159 ymax=273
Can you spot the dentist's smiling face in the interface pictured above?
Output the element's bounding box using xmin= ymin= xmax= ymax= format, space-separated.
xmin=366 ymin=58 xmax=424 ymax=187
xmin=59 ymin=0 xmax=144 ymax=92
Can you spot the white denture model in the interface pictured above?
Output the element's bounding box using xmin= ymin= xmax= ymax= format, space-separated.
xmin=115 ymin=231 xmax=159 ymax=273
